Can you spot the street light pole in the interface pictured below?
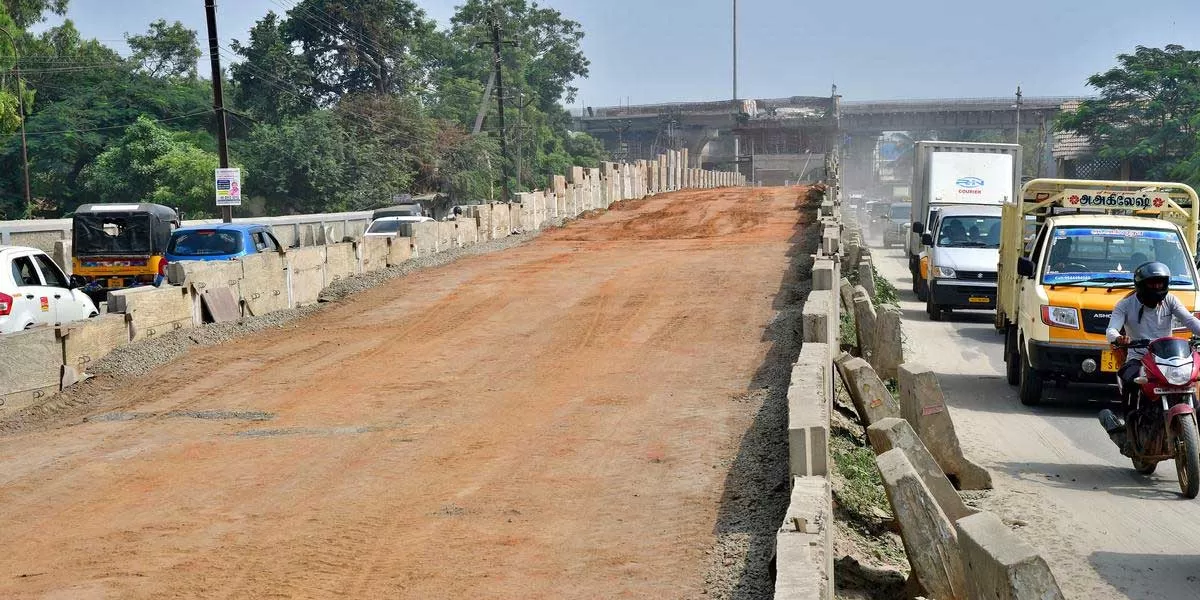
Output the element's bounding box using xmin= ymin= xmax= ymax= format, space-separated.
xmin=0 ymin=28 xmax=32 ymax=217
xmin=1014 ymin=85 xmax=1023 ymax=145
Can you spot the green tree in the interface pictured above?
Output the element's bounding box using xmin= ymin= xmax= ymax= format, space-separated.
xmin=81 ymin=116 xmax=222 ymax=218
xmin=237 ymin=110 xmax=349 ymax=214
xmin=126 ymin=19 xmax=202 ymax=80
xmin=3 ymin=0 xmax=66 ymax=28
xmin=230 ymin=11 xmax=315 ymax=122
xmin=1057 ymin=44 xmax=1200 ymax=180
xmin=284 ymin=0 xmax=438 ymax=99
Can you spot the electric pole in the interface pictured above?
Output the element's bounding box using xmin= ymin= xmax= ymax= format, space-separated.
xmin=1013 ymin=85 xmax=1023 ymax=145
xmin=489 ymin=12 xmax=512 ymax=203
xmin=205 ymin=0 xmax=233 ymax=223
xmin=732 ymin=0 xmax=738 ymax=102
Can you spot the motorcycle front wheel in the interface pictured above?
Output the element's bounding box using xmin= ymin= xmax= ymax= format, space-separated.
xmin=1174 ymin=415 xmax=1200 ymax=499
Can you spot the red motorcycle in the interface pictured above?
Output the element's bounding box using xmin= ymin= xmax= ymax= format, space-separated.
xmin=1100 ymin=337 xmax=1200 ymax=498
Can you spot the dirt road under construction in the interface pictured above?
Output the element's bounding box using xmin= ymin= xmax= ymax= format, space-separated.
xmin=0 ymin=187 xmax=810 ymax=599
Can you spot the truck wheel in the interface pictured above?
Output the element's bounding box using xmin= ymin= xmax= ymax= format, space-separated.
xmin=1005 ymin=329 xmax=1020 ymax=386
xmin=926 ymin=294 xmax=943 ymax=321
xmin=1019 ymin=346 xmax=1044 ymax=406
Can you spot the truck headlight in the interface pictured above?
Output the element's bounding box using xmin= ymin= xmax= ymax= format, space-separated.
xmin=1040 ymin=305 xmax=1080 ymax=329
xmin=932 ymin=266 xmax=956 ymax=279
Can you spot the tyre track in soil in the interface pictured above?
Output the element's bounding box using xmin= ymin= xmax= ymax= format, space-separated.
xmin=0 ymin=186 xmax=812 ymax=599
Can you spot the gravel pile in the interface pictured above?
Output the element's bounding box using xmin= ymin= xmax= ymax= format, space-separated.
xmin=703 ymin=203 xmax=821 ymax=599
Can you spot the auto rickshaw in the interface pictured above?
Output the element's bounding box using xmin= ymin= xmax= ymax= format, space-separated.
xmin=72 ymin=203 xmax=179 ymax=301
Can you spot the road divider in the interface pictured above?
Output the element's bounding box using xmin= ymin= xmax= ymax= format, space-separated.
xmin=897 ymin=363 xmax=992 ymax=490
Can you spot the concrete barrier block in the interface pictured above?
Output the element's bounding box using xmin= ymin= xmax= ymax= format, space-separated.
xmin=437 ymin=220 xmax=455 ymax=250
xmin=955 ymin=512 xmax=1064 ymax=600
xmin=53 ymin=239 xmax=72 ymax=274
xmin=387 ymin=236 xmax=413 ymax=267
xmin=410 ymin=222 xmax=439 ymax=256
xmin=852 ymin=286 xmax=877 ymax=361
xmin=457 ymin=219 xmax=479 ymax=246
xmin=839 ymin=277 xmax=855 ymax=313
xmin=898 ymin=363 xmax=992 ymax=490
xmin=876 ymin=449 xmax=967 ymax=600
xmin=802 ymin=290 xmax=834 ymax=344
xmin=813 ymin=257 xmax=835 ymax=292
xmin=867 ymin=417 xmax=974 ymax=523
xmin=0 ymin=327 xmax=64 ymax=411
xmin=774 ymin=475 xmax=833 ymax=599
xmin=838 ymin=357 xmax=901 ymax=427
xmin=240 ymin=252 xmax=289 ymax=316
xmin=858 ymin=259 xmax=876 ymax=298
xmin=359 ymin=237 xmax=390 ymax=272
xmin=287 ymin=246 xmax=326 ymax=307
xmin=789 ymin=342 xmax=830 ymax=477
xmin=873 ymin=306 xmax=903 ymax=380
xmin=324 ymin=243 xmax=356 ymax=286
xmin=171 ymin=260 xmax=242 ymax=292
xmin=109 ymin=286 xmax=193 ymax=342
xmin=61 ymin=314 xmax=129 ymax=372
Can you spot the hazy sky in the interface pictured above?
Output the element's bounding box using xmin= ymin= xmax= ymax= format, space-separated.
xmin=40 ymin=0 xmax=1200 ymax=107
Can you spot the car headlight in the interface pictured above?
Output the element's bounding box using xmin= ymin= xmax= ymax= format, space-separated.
xmin=932 ymin=266 xmax=956 ymax=279
xmin=1041 ymin=305 xmax=1080 ymax=329
xmin=1162 ymin=363 xmax=1194 ymax=386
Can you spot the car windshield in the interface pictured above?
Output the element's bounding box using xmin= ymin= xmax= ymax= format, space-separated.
xmin=936 ymin=215 xmax=1001 ymax=248
xmin=367 ymin=220 xmax=403 ymax=234
xmin=1042 ymin=227 xmax=1197 ymax=287
xmin=889 ymin=205 xmax=910 ymax=220
xmin=168 ymin=230 xmax=243 ymax=256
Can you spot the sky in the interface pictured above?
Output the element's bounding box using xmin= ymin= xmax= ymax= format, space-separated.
xmin=38 ymin=0 xmax=1200 ymax=108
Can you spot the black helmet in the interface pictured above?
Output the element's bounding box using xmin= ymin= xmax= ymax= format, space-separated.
xmin=1134 ymin=261 xmax=1171 ymax=307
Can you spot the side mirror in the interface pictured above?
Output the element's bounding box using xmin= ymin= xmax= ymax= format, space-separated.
xmin=921 ymin=233 xmax=934 ymax=246
xmin=1017 ymin=257 xmax=1035 ymax=278
xmin=912 ymin=222 xmax=925 ymax=234
xmin=69 ymin=274 xmax=87 ymax=289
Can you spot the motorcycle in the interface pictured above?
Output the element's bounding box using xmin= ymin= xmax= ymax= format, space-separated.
xmin=1099 ymin=337 xmax=1200 ymax=498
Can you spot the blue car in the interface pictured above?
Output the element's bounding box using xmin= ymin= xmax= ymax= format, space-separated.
xmin=160 ymin=224 xmax=284 ymax=283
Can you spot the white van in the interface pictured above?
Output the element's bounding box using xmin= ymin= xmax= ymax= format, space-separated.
xmin=918 ymin=205 xmax=1003 ymax=321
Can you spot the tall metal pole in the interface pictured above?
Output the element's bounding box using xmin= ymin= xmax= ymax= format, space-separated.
xmin=0 ymin=28 xmax=32 ymax=216
xmin=205 ymin=0 xmax=232 ymax=223
xmin=1014 ymin=85 xmax=1023 ymax=145
xmin=490 ymin=13 xmax=512 ymax=203
xmin=732 ymin=0 xmax=738 ymax=102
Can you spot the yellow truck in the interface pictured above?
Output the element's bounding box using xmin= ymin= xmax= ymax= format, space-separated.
xmin=998 ymin=179 xmax=1200 ymax=405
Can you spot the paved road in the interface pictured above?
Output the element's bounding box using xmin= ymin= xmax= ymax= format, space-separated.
xmin=871 ymin=241 xmax=1200 ymax=600
xmin=0 ymin=188 xmax=807 ymax=599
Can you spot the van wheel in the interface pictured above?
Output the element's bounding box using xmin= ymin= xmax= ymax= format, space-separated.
xmin=927 ymin=294 xmax=943 ymax=321
xmin=1005 ymin=330 xmax=1020 ymax=386
xmin=916 ymin=279 xmax=928 ymax=302
xmin=1019 ymin=346 xmax=1044 ymax=406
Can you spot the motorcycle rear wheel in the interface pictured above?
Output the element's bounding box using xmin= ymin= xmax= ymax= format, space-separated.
xmin=1174 ymin=416 xmax=1200 ymax=499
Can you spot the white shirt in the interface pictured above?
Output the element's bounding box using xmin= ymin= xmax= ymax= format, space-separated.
xmin=1106 ymin=293 xmax=1200 ymax=361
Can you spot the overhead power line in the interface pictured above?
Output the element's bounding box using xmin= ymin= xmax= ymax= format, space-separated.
xmin=22 ymin=109 xmax=214 ymax=136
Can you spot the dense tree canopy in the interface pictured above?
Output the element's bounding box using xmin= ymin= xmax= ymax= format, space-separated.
xmin=0 ymin=0 xmax=605 ymax=220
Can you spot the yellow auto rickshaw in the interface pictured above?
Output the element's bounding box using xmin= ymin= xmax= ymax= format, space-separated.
xmin=71 ymin=203 xmax=179 ymax=301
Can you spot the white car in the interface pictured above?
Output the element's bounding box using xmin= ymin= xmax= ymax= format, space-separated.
xmin=0 ymin=245 xmax=99 ymax=333
xmin=363 ymin=215 xmax=434 ymax=238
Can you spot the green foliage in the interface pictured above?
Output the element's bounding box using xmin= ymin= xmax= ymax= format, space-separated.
xmin=831 ymin=429 xmax=890 ymax=524
xmin=80 ymin=116 xmax=222 ymax=218
xmin=237 ymin=110 xmax=350 ymax=214
xmin=229 ymin=11 xmax=314 ymax=123
xmin=873 ymin=274 xmax=899 ymax=308
xmin=1058 ymin=44 xmax=1200 ymax=181
xmin=126 ymin=19 xmax=201 ymax=80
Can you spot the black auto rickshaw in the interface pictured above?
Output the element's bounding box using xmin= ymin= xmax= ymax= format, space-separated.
xmin=72 ymin=203 xmax=179 ymax=301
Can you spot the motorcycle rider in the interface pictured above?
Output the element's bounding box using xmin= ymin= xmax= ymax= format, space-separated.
xmin=1106 ymin=262 xmax=1200 ymax=430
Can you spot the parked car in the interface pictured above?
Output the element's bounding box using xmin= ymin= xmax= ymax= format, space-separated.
xmin=1 ymin=245 xmax=99 ymax=334
xmin=363 ymin=215 xmax=434 ymax=238
xmin=162 ymin=224 xmax=285 ymax=275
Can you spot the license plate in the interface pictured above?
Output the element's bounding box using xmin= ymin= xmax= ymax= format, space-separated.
xmin=108 ymin=277 xmax=124 ymax=289
xmin=1101 ymin=350 xmax=1119 ymax=373
xmin=968 ymin=296 xmax=990 ymax=304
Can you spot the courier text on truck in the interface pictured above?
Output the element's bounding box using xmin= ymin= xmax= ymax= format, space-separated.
xmin=997 ymin=178 xmax=1200 ymax=406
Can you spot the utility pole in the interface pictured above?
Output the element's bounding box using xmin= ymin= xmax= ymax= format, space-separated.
xmin=205 ymin=0 xmax=232 ymax=223
xmin=1013 ymin=85 xmax=1023 ymax=146
xmin=489 ymin=11 xmax=512 ymax=203
xmin=732 ymin=0 xmax=738 ymax=102
xmin=0 ymin=28 xmax=32 ymax=217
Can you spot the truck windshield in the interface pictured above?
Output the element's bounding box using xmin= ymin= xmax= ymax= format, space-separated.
xmin=936 ymin=216 xmax=1001 ymax=248
xmin=889 ymin=205 xmax=910 ymax=220
xmin=1042 ymin=227 xmax=1196 ymax=287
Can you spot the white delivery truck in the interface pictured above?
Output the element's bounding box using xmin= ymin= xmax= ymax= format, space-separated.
xmin=907 ymin=141 xmax=1022 ymax=301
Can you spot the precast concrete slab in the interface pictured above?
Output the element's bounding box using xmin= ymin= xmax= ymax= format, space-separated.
xmin=240 ymin=252 xmax=290 ymax=316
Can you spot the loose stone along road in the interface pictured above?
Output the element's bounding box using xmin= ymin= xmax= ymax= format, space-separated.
xmin=0 ymin=187 xmax=812 ymax=599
